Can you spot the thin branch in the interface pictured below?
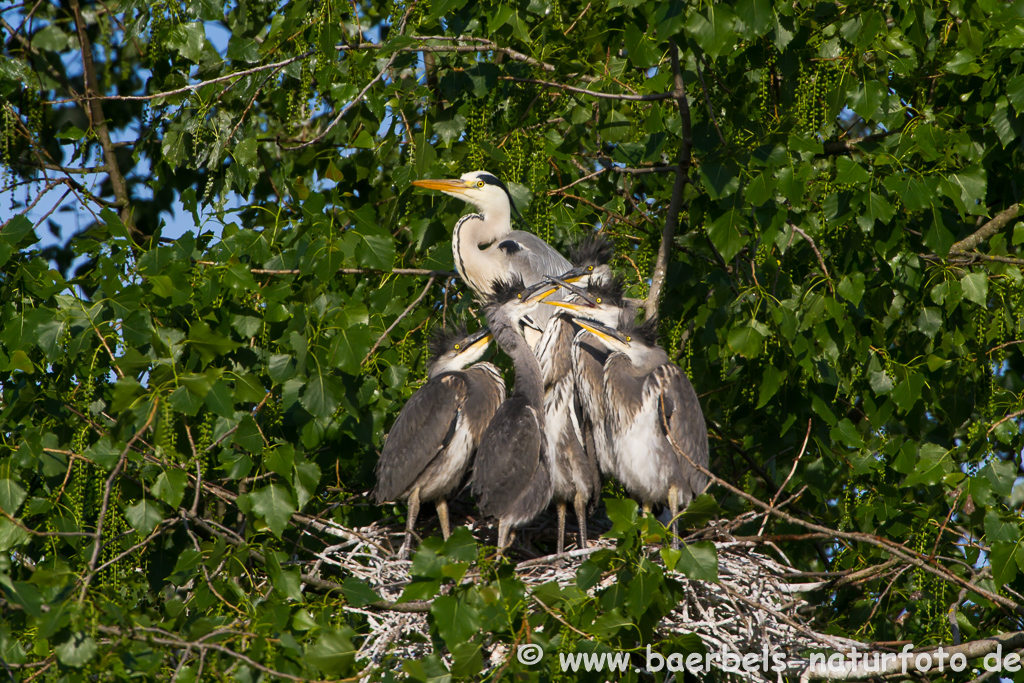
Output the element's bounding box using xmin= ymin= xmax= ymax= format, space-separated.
xmin=818 ymin=125 xmax=906 ymax=157
xmin=498 ymin=76 xmax=674 ymax=102
xmin=987 ymin=409 xmax=1024 ymax=436
xmin=363 ymin=276 xmax=435 ymax=364
xmin=949 ymin=203 xmax=1021 ymax=254
xmin=791 ymin=224 xmax=834 ymax=293
xmin=988 ymin=339 xmax=1024 ymax=355
xmin=645 ymin=40 xmax=692 ymax=320
xmin=758 ymin=419 xmax=812 ymax=535
xmin=78 ymin=399 xmax=159 ymax=603
xmin=278 ymin=52 xmax=397 ymax=150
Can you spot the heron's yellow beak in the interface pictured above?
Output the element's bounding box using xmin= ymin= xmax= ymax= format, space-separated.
xmin=523 ymin=283 xmax=560 ymax=305
xmin=411 ymin=178 xmax=474 ymax=194
xmin=573 ymin=318 xmax=630 ymax=345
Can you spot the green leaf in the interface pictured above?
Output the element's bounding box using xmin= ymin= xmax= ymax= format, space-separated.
xmin=734 ymin=0 xmax=772 ymax=36
xmin=441 ymin=526 xmax=477 ymax=562
xmin=125 ymin=500 xmax=165 ymax=536
xmin=604 ymin=497 xmax=639 ymax=535
xmin=990 ymin=542 xmax=1019 ymax=587
xmin=836 ymin=157 xmax=870 ymax=184
xmin=301 ymin=373 xmax=341 ymax=418
xmin=166 ymin=22 xmax=207 ymax=63
xmin=706 ymin=207 xmax=747 ymax=263
xmin=675 ymin=541 xmax=719 ymax=581
xmin=55 ymin=633 xmax=97 ymax=667
xmin=342 ymin=577 xmax=381 ymax=607
xmin=0 ymin=479 xmax=27 ymax=516
xmin=891 ymin=373 xmax=925 ymax=412
xmin=431 ymin=595 xmax=481 ymax=647
xmin=961 ymin=272 xmax=988 ymax=305
xmin=250 ymin=484 xmax=296 ymax=538
xmin=904 ymin=444 xmax=952 ymax=487
xmin=187 ymin=321 xmax=241 ymax=364
xmin=726 ymin=325 xmax=764 ymax=358
xmin=830 ymin=418 xmax=864 ymax=449
xmin=1008 ymin=75 xmax=1024 ymax=109
xmin=626 ymin=557 xmax=663 ymax=615
xmin=152 ymin=469 xmax=189 ymax=508
xmin=838 ymin=272 xmax=865 ymax=306
xmin=307 ymin=628 xmax=356 ymax=676
xmin=84 ymin=437 xmax=122 ymax=470
xmin=686 ymin=6 xmax=738 ymax=59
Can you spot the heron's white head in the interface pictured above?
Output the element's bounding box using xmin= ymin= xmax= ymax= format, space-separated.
xmin=412 ymin=171 xmax=515 ymax=218
xmin=427 ymin=326 xmax=494 ymax=377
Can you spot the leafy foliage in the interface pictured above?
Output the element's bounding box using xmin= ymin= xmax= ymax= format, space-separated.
xmin=1 ymin=0 xmax=1024 ymax=679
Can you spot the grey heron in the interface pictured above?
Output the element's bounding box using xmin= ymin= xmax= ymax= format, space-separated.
xmin=374 ymin=325 xmax=504 ymax=559
xmin=542 ymin=277 xmax=631 ymax=485
xmin=472 ymin=278 xmax=555 ymax=553
xmin=529 ymin=284 xmax=603 ymax=555
xmin=570 ymin=316 xmax=709 ymax=549
xmin=411 ymin=171 xmax=572 ymax=322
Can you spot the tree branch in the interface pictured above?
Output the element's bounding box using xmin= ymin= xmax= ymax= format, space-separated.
xmin=645 ymin=40 xmax=692 ymax=320
xmin=363 ymin=276 xmax=436 ymax=365
xmin=78 ymin=399 xmax=159 ymax=602
xmin=499 ymin=76 xmax=674 ymax=102
xmin=949 ymin=203 xmax=1021 ymax=255
xmin=68 ymin=0 xmax=138 ymax=238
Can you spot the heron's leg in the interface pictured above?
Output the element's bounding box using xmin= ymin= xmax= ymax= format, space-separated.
xmin=556 ymin=501 xmax=566 ymax=556
xmin=436 ymin=498 xmax=451 ymax=540
xmin=668 ymin=485 xmax=680 ymax=550
xmin=574 ymin=491 xmax=588 ymax=550
xmin=497 ymin=521 xmax=509 ymax=555
xmin=399 ymin=488 xmax=420 ymax=560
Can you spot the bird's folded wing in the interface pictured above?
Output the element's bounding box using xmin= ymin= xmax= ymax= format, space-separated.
xmin=374 ymin=374 xmax=466 ymax=502
xmin=472 ymin=399 xmax=545 ymax=517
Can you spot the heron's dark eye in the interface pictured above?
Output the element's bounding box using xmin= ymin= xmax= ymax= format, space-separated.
xmin=476 ymin=180 xmax=484 ymax=188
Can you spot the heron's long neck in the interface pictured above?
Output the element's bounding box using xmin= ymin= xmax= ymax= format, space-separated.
xmin=492 ymin=318 xmax=545 ymax=419
xmin=453 ymin=212 xmax=511 ymax=294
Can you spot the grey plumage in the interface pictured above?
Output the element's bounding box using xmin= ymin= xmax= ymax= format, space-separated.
xmin=535 ymin=311 xmax=601 ymax=554
xmin=374 ymin=326 xmax=504 ymax=558
xmin=573 ymin=316 xmax=709 ymax=549
xmin=412 ymin=171 xmax=571 ymax=326
xmin=472 ymin=278 xmax=553 ymax=552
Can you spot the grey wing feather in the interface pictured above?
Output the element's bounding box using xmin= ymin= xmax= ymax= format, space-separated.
xmin=653 ymin=365 xmax=710 ymax=494
xmin=472 ymin=399 xmax=548 ymax=519
xmin=506 ymin=230 xmax=573 ymax=284
xmin=374 ymin=374 xmax=466 ymax=502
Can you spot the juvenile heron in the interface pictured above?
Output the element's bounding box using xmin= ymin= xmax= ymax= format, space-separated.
xmin=571 ymin=316 xmax=709 ymax=549
xmin=529 ymin=283 xmax=602 ymax=555
xmin=374 ymin=326 xmax=504 ymax=558
xmin=411 ymin=171 xmax=572 ymax=319
xmin=543 ymin=278 xmax=631 ymax=482
xmin=472 ymin=278 xmax=555 ymax=552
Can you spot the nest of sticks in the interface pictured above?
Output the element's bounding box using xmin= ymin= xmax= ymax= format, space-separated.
xmin=299 ymin=508 xmax=863 ymax=682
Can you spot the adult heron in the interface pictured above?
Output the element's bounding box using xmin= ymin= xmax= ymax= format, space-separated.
xmin=374 ymin=326 xmax=504 ymax=559
xmin=411 ymin=171 xmax=572 ymax=308
xmin=472 ymin=278 xmax=555 ymax=553
xmin=570 ymin=316 xmax=709 ymax=549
